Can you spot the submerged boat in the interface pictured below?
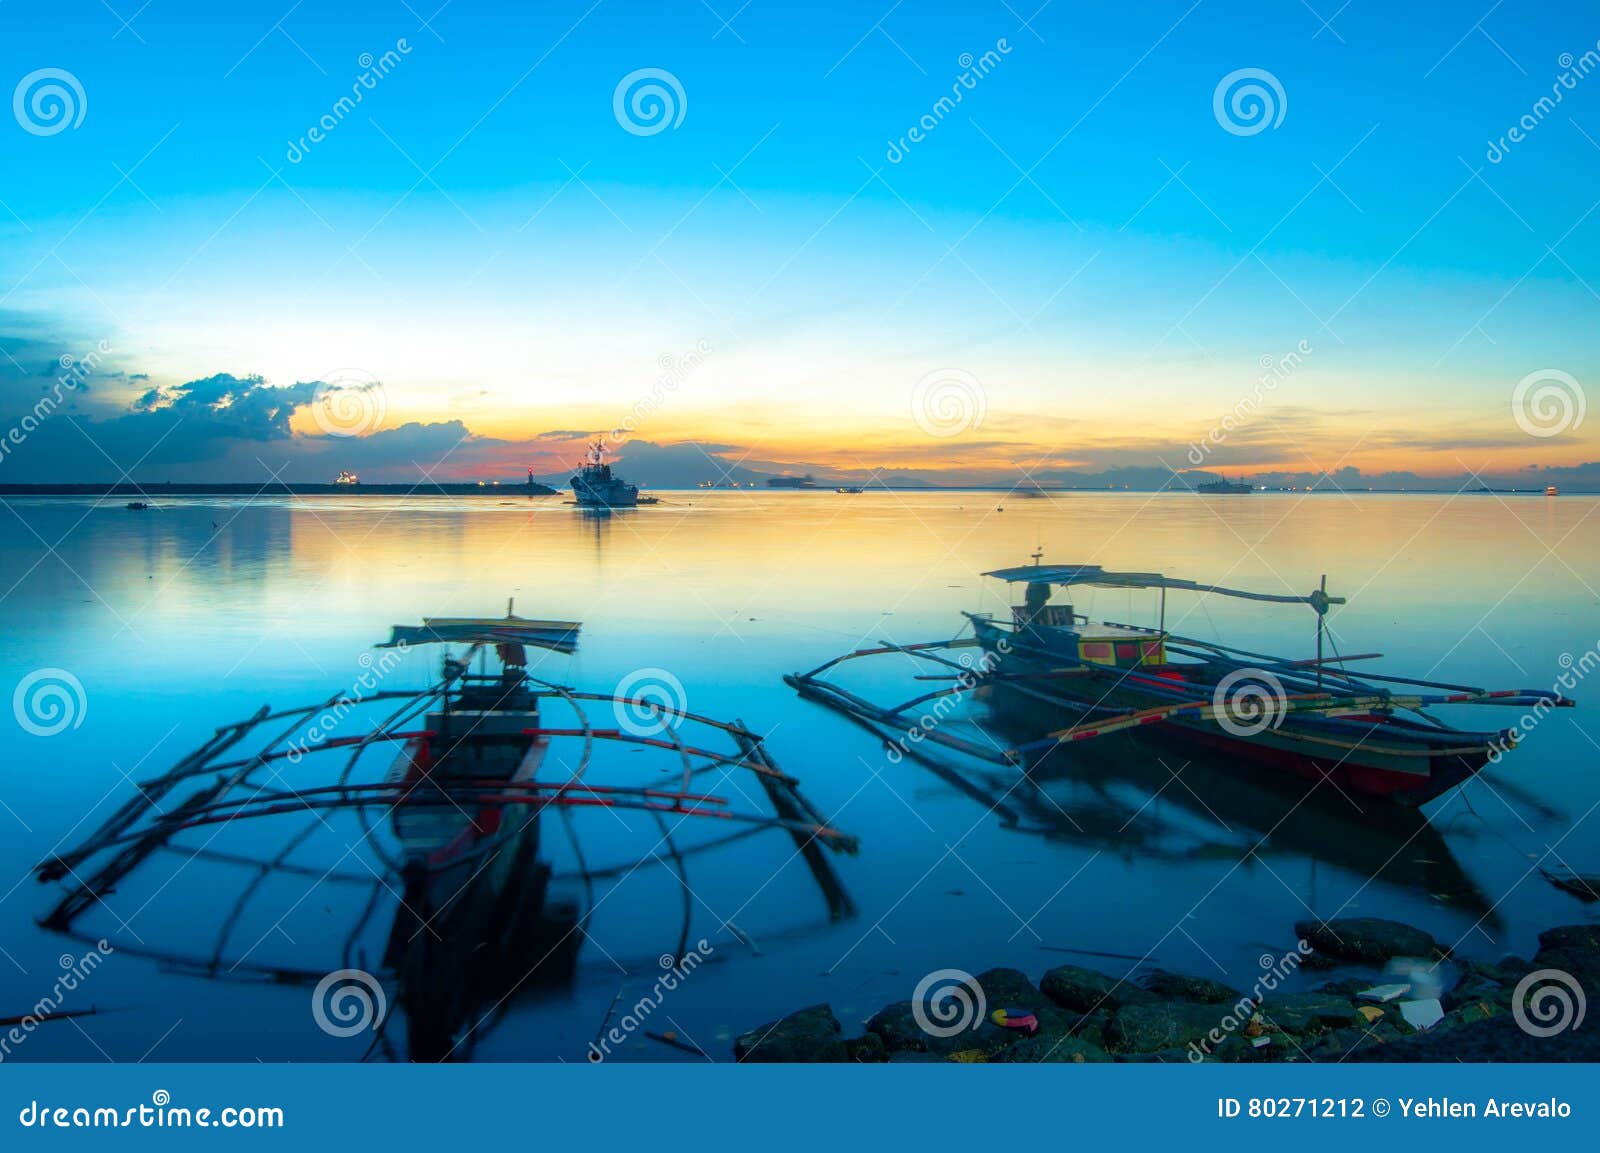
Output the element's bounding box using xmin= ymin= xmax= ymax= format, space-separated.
xmin=376 ymin=613 xmax=580 ymax=1057
xmin=1196 ymin=477 xmax=1252 ymax=494
xmin=570 ymin=441 xmax=654 ymax=508
xmin=788 ymin=558 xmax=1572 ymax=807
xmin=35 ymin=606 xmax=855 ymax=1061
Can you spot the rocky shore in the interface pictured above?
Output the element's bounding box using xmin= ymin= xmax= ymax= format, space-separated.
xmin=733 ymin=918 xmax=1600 ymax=1062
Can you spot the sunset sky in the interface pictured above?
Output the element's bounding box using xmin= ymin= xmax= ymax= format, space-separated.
xmin=2 ymin=0 xmax=1597 ymax=484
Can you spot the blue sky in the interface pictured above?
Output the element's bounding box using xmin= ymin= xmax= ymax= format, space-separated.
xmin=2 ymin=0 xmax=1598 ymax=482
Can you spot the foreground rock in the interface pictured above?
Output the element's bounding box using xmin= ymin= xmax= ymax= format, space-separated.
xmin=1257 ymin=992 xmax=1363 ymax=1035
xmin=1040 ymin=963 xmax=1151 ymax=1013
xmin=995 ymin=1033 xmax=1112 ymax=1062
xmin=1346 ymin=1013 xmax=1600 ymax=1062
xmin=734 ymin=1004 xmax=850 ymax=1062
xmin=1533 ymin=924 xmax=1600 ymax=985
xmin=1104 ymin=1001 xmax=1230 ymax=1053
xmin=1294 ymin=917 xmax=1443 ymax=964
xmin=732 ymin=917 xmax=1597 ymax=1063
xmin=867 ymin=967 xmax=1077 ymax=1059
xmin=1140 ymin=969 xmax=1242 ymax=1005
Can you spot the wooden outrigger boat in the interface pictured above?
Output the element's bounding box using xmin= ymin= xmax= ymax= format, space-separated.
xmin=375 ymin=613 xmax=579 ymax=1059
xmin=787 ymin=558 xmax=1572 ymax=807
xmin=35 ymin=607 xmax=855 ymax=1061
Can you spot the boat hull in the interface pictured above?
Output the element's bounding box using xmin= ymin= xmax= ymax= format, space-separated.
xmin=1153 ymin=714 xmax=1483 ymax=805
xmin=384 ymin=706 xmax=567 ymax=1058
xmin=572 ymin=491 xmax=638 ymax=508
xmin=973 ymin=619 xmax=1493 ymax=807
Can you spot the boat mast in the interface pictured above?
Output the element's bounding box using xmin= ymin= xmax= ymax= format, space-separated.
xmin=1315 ymin=574 xmax=1326 ymax=687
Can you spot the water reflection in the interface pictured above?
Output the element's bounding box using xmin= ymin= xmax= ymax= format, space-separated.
xmin=1 ymin=492 xmax=1596 ymax=1060
xmin=22 ymin=623 xmax=854 ymax=1062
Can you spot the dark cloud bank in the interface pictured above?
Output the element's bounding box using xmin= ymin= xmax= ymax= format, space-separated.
xmin=2 ymin=351 xmax=1596 ymax=491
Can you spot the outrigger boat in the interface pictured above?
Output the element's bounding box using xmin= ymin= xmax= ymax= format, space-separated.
xmin=787 ymin=558 xmax=1573 ymax=806
xmin=35 ymin=606 xmax=855 ymax=1061
xmin=374 ymin=612 xmax=580 ymax=1058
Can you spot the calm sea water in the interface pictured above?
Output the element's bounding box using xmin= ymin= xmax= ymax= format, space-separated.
xmin=1 ymin=490 xmax=1596 ymax=1060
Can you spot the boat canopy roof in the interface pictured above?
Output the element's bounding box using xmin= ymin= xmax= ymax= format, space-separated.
xmin=982 ymin=564 xmax=1344 ymax=613
xmin=379 ymin=616 xmax=581 ymax=652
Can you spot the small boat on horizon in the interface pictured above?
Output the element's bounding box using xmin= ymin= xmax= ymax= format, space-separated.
xmin=835 ymin=485 xmax=863 ymax=494
xmin=569 ymin=441 xmax=656 ymax=508
xmin=1547 ymin=485 xmax=1560 ymax=496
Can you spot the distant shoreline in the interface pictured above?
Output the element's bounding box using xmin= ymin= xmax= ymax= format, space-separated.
xmin=0 ymin=481 xmax=560 ymax=497
xmin=0 ymin=483 xmax=1588 ymax=498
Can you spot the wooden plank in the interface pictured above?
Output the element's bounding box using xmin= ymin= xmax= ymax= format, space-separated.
xmin=733 ymin=726 xmax=856 ymax=921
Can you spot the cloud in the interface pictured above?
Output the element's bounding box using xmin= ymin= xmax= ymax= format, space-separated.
xmin=3 ymin=367 xmax=603 ymax=483
xmin=1 ymin=318 xmax=115 ymax=406
xmin=131 ymin=373 xmax=318 ymax=439
xmin=3 ymin=369 xmax=334 ymax=480
xmin=4 ymin=334 xmax=1597 ymax=488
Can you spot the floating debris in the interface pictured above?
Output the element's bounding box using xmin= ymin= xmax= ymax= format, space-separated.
xmin=1540 ymin=868 xmax=1600 ymax=902
xmin=645 ymin=1030 xmax=707 ymax=1057
xmin=1397 ymin=999 xmax=1445 ymax=1031
xmin=1357 ymin=983 xmax=1410 ymax=1003
xmin=0 ymin=1006 xmax=104 ymax=1029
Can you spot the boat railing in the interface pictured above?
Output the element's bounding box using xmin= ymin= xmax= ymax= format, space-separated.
xmin=1099 ymin=619 xmax=1167 ymax=635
